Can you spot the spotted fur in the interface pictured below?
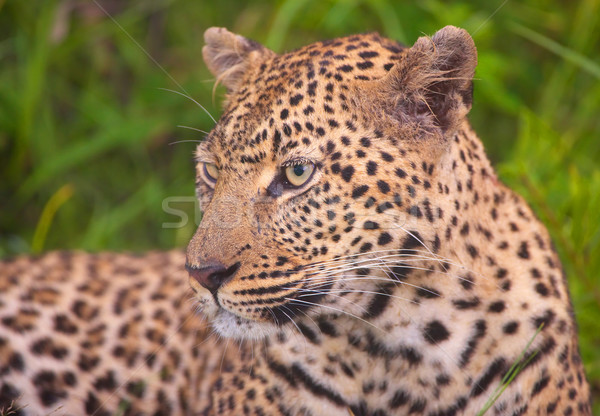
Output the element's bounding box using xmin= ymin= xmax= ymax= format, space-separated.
xmin=0 ymin=26 xmax=592 ymax=415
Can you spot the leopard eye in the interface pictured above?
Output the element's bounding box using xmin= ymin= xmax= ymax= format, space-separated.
xmin=203 ymin=163 xmax=219 ymax=184
xmin=284 ymin=163 xmax=315 ymax=187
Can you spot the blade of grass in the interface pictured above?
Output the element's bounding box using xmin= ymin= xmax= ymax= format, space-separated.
xmin=266 ymin=0 xmax=311 ymax=50
xmin=365 ymin=0 xmax=406 ymax=43
xmin=31 ymin=184 xmax=74 ymax=254
xmin=81 ymin=179 xmax=162 ymax=250
xmin=509 ymin=22 xmax=600 ymax=79
xmin=9 ymin=2 xmax=54 ymax=180
xmin=477 ymin=324 xmax=544 ymax=415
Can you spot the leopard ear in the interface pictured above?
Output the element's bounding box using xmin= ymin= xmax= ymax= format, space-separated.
xmin=377 ymin=26 xmax=477 ymax=137
xmin=203 ymin=27 xmax=276 ymax=93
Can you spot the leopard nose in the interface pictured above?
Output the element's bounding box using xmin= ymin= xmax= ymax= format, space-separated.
xmin=186 ymin=262 xmax=240 ymax=293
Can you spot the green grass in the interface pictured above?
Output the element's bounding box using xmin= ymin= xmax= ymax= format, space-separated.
xmin=477 ymin=324 xmax=544 ymax=415
xmin=1 ymin=0 xmax=599 ymax=410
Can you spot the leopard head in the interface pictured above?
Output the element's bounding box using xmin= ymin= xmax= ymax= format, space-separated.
xmin=186 ymin=26 xmax=477 ymax=340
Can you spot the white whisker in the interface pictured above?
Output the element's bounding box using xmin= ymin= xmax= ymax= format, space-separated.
xmin=176 ymin=125 xmax=210 ymax=135
xmin=169 ymin=139 xmax=204 ymax=146
xmin=285 ymin=297 xmax=383 ymax=333
xmin=158 ymin=87 xmax=217 ymax=124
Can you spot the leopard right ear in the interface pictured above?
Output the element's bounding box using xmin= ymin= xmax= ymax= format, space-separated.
xmin=203 ymin=27 xmax=276 ymax=93
xmin=372 ymin=26 xmax=477 ymax=139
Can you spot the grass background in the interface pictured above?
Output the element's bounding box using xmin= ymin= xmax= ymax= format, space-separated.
xmin=1 ymin=0 xmax=598 ymax=410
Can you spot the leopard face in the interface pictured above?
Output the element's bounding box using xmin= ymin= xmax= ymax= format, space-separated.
xmin=186 ymin=26 xmax=478 ymax=341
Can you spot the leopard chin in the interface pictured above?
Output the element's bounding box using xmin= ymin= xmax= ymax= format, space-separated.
xmin=211 ymin=309 xmax=279 ymax=341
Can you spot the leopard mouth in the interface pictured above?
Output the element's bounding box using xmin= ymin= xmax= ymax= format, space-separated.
xmin=219 ymin=272 xmax=334 ymax=327
xmin=192 ymin=266 xmax=335 ymax=338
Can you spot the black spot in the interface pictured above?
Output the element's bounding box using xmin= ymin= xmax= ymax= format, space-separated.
xmin=503 ymin=321 xmax=519 ymax=334
xmin=360 ymin=242 xmax=373 ymax=253
xmin=93 ymin=370 xmax=117 ymax=391
xmin=338 ymin=64 xmax=353 ymax=72
xmin=432 ymin=235 xmax=441 ymax=252
xmin=470 ymin=358 xmax=507 ymax=397
xmin=366 ymin=161 xmax=377 ymax=175
xmin=364 ymin=284 xmax=394 ymax=319
xmin=341 ymin=166 xmax=355 ymax=182
xmin=360 ymin=137 xmax=371 ymax=147
xmin=8 ymin=352 xmax=24 ymax=372
xmin=63 ymin=371 xmax=77 ymax=386
xmin=85 ymin=392 xmax=106 ymax=415
xmin=488 ymin=301 xmax=505 ymax=313
xmin=535 ymin=283 xmax=549 ymax=297
xmin=317 ymin=319 xmax=338 ymax=337
xmin=531 ymin=373 xmax=550 ymax=397
xmin=416 ymin=286 xmax=440 ymax=298
xmin=459 ymin=320 xmax=487 ymax=367
xmin=380 ymin=152 xmax=394 ymax=162
xmin=452 ymin=297 xmax=481 ymax=310
xmin=496 ymin=268 xmax=508 ymax=278
xmin=303 ymin=105 xmax=314 ymax=115
xmin=466 ymin=244 xmax=478 ymax=258
xmin=389 ymin=389 xmax=410 ymax=408
xmin=376 ymin=180 xmax=390 ymax=194
xmin=34 ymin=370 xmax=67 ymax=407
xmin=297 ymin=322 xmax=320 ymax=344
xmin=272 ymin=130 xmax=282 ymax=153
xmin=78 ymin=353 xmax=100 ymax=371
xmin=280 ymin=109 xmax=289 ymax=120
xmin=401 ymin=232 xmax=422 ymax=252
xmin=436 ymin=374 xmax=451 ymax=386
xmin=393 ymin=194 xmax=403 ymax=207
xmin=532 ymin=309 xmax=555 ymax=330
xmin=356 ymin=61 xmax=374 ymax=70
xmin=517 ymin=241 xmax=530 ymax=259
xmin=395 ymin=168 xmax=407 ymax=178
xmin=54 ymin=314 xmax=78 ymax=334
xmin=363 ymin=221 xmax=379 ymax=230
xmin=408 ymin=205 xmax=422 ymax=218
xmin=352 ymin=185 xmax=369 ymax=199
xmin=377 ymin=232 xmax=392 ymax=246
xmin=246 ymin=388 xmax=256 ymax=400
xmin=423 ymin=320 xmax=450 ymax=344
xmin=376 ymin=201 xmax=393 ymax=213
xmin=359 ymin=51 xmax=379 ymax=58
xmin=408 ymin=399 xmax=426 ymax=413
xmin=127 ymin=380 xmax=146 ymax=398
xmin=289 ymin=94 xmax=303 ymax=106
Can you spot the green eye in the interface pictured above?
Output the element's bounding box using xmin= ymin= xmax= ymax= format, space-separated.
xmin=203 ymin=163 xmax=219 ymax=184
xmin=284 ymin=163 xmax=315 ymax=187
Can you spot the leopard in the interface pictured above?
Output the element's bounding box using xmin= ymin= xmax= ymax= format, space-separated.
xmin=0 ymin=25 xmax=592 ymax=415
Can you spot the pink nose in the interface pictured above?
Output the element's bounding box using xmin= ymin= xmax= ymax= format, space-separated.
xmin=186 ymin=262 xmax=240 ymax=293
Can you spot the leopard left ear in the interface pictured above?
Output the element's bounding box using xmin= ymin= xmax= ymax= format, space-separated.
xmin=376 ymin=26 xmax=477 ymax=137
xmin=203 ymin=27 xmax=276 ymax=93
